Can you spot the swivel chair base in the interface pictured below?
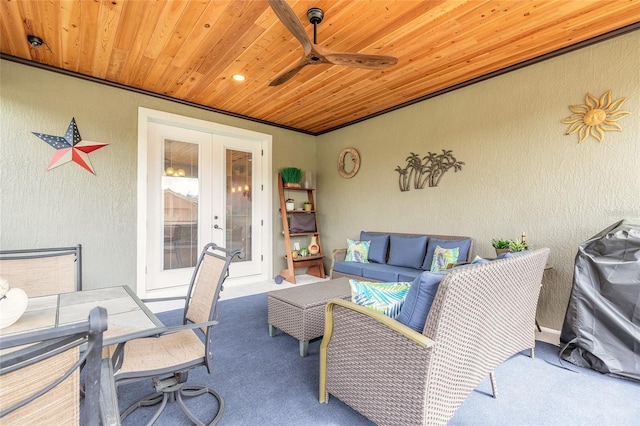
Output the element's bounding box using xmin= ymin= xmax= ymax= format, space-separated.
xmin=121 ymin=373 xmax=223 ymax=426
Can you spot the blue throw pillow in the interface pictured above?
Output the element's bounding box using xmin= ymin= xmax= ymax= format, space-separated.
xmin=396 ymin=271 xmax=447 ymax=332
xmin=387 ymin=234 xmax=428 ymax=269
xmin=496 ymin=249 xmax=531 ymax=259
xmin=360 ymin=231 xmax=390 ymax=264
xmin=422 ymin=238 xmax=472 ymax=270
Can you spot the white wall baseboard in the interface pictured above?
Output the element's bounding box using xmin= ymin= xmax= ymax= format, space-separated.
xmin=535 ymin=326 xmax=561 ymax=346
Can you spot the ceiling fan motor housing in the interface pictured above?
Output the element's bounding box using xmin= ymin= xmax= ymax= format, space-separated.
xmin=307 ymin=8 xmax=324 ymax=25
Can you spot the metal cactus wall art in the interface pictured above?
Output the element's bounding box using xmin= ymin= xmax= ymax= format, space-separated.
xmin=394 ymin=150 xmax=464 ymax=192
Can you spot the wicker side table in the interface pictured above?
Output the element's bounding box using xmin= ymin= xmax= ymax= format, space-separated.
xmin=268 ymin=277 xmax=351 ymax=356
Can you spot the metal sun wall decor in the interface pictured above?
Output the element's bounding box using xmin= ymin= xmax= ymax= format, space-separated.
xmin=394 ymin=150 xmax=464 ymax=192
xmin=32 ymin=118 xmax=108 ymax=174
xmin=561 ymin=90 xmax=631 ymax=144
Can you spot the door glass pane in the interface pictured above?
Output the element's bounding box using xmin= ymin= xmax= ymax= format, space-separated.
xmin=226 ymin=150 xmax=252 ymax=262
xmin=163 ymin=139 xmax=199 ymax=270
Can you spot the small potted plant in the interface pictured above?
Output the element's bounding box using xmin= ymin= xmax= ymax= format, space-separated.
xmin=492 ymin=233 xmax=529 ymax=256
xmin=281 ymin=167 xmax=303 ymax=188
xmin=285 ymin=198 xmax=295 ymax=211
xmin=303 ymin=200 xmax=312 ymax=211
xmin=491 ymin=239 xmax=513 ymax=256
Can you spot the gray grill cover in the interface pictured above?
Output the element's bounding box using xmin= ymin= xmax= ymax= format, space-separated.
xmin=560 ymin=219 xmax=640 ymax=381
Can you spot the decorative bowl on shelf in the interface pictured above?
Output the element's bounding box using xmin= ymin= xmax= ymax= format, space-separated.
xmin=0 ymin=279 xmax=29 ymax=330
xmin=285 ymin=198 xmax=295 ymax=211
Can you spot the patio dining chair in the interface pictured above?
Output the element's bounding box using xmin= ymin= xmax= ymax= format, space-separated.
xmin=0 ymin=306 xmax=117 ymax=425
xmin=109 ymin=243 xmax=243 ymax=425
xmin=0 ymin=245 xmax=82 ymax=297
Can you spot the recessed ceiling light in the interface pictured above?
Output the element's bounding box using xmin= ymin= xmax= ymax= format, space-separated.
xmin=232 ymin=74 xmax=245 ymax=82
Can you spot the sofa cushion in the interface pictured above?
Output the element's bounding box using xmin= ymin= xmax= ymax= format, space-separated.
xmin=361 ymin=263 xmax=402 ymax=282
xmin=333 ymin=261 xmax=364 ymax=276
xmin=360 ymin=231 xmax=390 ymax=264
xmin=422 ymin=237 xmax=472 ymax=270
xmin=430 ymin=246 xmax=460 ymax=272
xmin=387 ymin=234 xmax=428 ymax=269
xmin=397 ymin=268 xmax=427 ymax=282
xmin=349 ymin=280 xmax=411 ymax=319
xmin=345 ymin=239 xmax=370 ymax=263
xmin=397 ymin=271 xmax=447 ymax=332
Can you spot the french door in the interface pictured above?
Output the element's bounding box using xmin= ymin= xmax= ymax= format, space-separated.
xmin=138 ymin=110 xmax=271 ymax=295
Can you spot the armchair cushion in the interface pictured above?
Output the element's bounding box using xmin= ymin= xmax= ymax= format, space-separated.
xmin=349 ymin=280 xmax=411 ymax=319
xmin=396 ymin=271 xmax=447 ymax=332
xmin=387 ymin=234 xmax=428 ymax=269
xmin=422 ymin=237 xmax=472 ymax=270
xmin=360 ymin=232 xmax=390 ymax=264
xmin=344 ymin=239 xmax=370 ymax=263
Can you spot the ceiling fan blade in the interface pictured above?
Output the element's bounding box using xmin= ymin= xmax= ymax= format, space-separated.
xmin=268 ymin=0 xmax=312 ymax=55
xmin=269 ymin=58 xmax=309 ymax=86
xmin=324 ymin=52 xmax=398 ymax=69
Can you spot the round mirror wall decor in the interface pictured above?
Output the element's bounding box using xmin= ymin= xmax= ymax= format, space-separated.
xmin=338 ymin=147 xmax=360 ymax=179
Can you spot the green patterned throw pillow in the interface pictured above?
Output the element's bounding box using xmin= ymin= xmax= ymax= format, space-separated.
xmin=430 ymin=245 xmax=460 ymax=272
xmin=345 ymin=239 xmax=370 ymax=263
xmin=349 ymin=280 xmax=411 ymax=319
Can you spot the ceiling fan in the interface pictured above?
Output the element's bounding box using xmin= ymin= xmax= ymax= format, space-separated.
xmin=268 ymin=0 xmax=398 ymax=86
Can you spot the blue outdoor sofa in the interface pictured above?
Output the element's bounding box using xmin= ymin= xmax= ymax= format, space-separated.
xmin=330 ymin=231 xmax=474 ymax=283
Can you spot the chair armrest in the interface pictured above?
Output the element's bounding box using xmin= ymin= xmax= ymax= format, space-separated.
xmin=330 ymin=248 xmax=347 ymax=277
xmin=332 ymin=248 xmax=347 ymax=263
xmin=324 ymin=299 xmax=433 ymax=348
xmin=100 ymin=358 xmax=121 ymax=426
xmin=141 ymin=295 xmax=187 ymax=303
xmin=319 ymin=299 xmax=434 ymax=403
xmin=163 ymin=320 xmax=218 ymax=334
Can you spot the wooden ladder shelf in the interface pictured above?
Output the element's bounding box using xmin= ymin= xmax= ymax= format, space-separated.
xmin=277 ymin=173 xmax=325 ymax=284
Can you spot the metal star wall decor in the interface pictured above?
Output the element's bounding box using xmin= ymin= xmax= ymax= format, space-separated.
xmin=32 ymin=118 xmax=108 ymax=174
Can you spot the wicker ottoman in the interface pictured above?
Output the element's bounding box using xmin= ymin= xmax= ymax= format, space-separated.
xmin=268 ymin=277 xmax=351 ymax=356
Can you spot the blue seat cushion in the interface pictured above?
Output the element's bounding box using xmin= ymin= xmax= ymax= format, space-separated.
xmin=360 ymin=231 xmax=390 ymax=264
xmin=397 ymin=271 xmax=447 ymax=332
xmin=422 ymin=238 xmax=472 ymax=270
xmin=360 ymin=263 xmax=402 ymax=282
xmin=387 ymin=234 xmax=428 ymax=269
xmin=397 ymin=268 xmax=426 ymax=282
xmin=333 ymin=261 xmax=364 ymax=276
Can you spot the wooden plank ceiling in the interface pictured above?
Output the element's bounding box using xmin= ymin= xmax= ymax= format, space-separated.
xmin=2 ymin=0 xmax=639 ymax=135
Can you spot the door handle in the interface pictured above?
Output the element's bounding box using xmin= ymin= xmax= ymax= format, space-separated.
xmin=214 ymin=224 xmax=223 ymax=230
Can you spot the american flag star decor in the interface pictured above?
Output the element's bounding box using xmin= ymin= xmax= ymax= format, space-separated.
xmin=32 ymin=118 xmax=108 ymax=174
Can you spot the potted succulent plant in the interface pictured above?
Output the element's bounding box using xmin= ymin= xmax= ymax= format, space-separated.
xmin=281 ymin=167 xmax=303 ymax=188
xmin=303 ymin=200 xmax=312 ymax=211
xmin=492 ymin=233 xmax=529 ymax=256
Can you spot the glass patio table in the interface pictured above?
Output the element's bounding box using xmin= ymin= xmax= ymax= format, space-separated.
xmin=0 ymin=286 xmax=166 ymax=346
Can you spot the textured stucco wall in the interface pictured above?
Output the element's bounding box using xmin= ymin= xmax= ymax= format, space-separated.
xmin=1 ymin=30 xmax=638 ymax=329
xmin=0 ymin=60 xmax=315 ymax=291
xmin=315 ymin=31 xmax=640 ymax=330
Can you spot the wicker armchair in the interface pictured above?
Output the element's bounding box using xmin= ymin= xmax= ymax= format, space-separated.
xmin=320 ymin=248 xmax=550 ymax=426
